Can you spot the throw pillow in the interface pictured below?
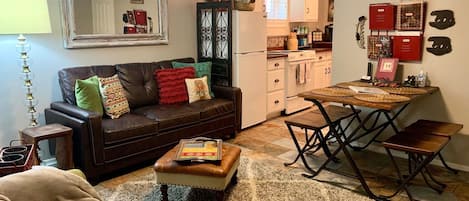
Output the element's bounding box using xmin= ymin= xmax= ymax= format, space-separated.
xmin=74 ymin=76 xmax=103 ymax=115
xmin=185 ymin=76 xmax=212 ymax=103
xmin=98 ymin=74 xmax=130 ymax=119
xmin=172 ymin=61 xmax=215 ymax=97
xmin=154 ymin=67 xmax=196 ymax=104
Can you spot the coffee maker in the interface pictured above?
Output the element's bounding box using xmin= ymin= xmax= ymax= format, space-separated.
xmin=324 ymin=24 xmax=333 ymax=42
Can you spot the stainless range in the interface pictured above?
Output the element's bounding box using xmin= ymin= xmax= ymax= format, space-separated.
xmin=268 ymin=50 xmax=316 ymax=114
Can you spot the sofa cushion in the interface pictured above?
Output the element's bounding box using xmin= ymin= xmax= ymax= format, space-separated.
xmin=102 ymin=113 xmax=158 ymax=145
xmin=154 ymin=67 xmax=195 ymax=104
xmin=172 ymin=61 xmax=215 ymax=97
xmin=59 ymin=65 xmax=116 ymax=105
xmin=98 ymin=75 xmax=130 ymax=119
xmin=185 ymin=76 xmax=212 ymax=103
xmin=187 ymin=99 xmax=234 ymax=120
xmin=133 ymin=104 xmax=200 ymax=131
xmin=75 ymin=75 xmax=103 ymax=115
xmin=116 ymin=63 xmax=161 ymax=108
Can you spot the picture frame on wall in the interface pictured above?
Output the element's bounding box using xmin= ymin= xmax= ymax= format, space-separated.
xmin=328 ymin=0 xmax=334 ymax=22
xmin=376 ymin=58 xmax=399 ymax=81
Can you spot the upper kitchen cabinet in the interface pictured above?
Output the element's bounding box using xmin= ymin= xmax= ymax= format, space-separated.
xmin=290 ymin=0 xmax=319 ymax=22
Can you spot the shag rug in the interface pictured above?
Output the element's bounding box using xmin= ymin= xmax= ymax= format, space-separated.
xmin=95 ymin=148 xmax=372 ymax=201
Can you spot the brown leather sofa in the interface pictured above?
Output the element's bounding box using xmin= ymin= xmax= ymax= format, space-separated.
xmin=44 ymin=58 xmax=241 ymax=183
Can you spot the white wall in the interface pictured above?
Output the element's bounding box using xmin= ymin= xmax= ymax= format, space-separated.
xmin=0 ymin=0 xmax=197 ymax=147
xmin=333 ymin=0 xmax=469 ymax=167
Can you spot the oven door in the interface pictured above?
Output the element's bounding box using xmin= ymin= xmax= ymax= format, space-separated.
xmin=286 ymin=59 xmax=314 ymax=97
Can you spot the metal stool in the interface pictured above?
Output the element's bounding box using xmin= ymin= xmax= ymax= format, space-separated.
xmin=405 ymin=119 xmax=463 ymax=174
xmin=284 ymin=105 xmax=359 ymax=172
xmin=382 ymin=132 xmax=449 ymax=200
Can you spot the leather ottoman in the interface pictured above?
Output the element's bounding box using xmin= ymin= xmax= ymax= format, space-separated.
xmin=154 ymin=143 xmax=241 ymax=201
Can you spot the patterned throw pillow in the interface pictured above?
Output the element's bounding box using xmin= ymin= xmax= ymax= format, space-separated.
xmin=98 ymin=74 xmax=130 ymax=119
xmin=185 ymin=76 xmax=212 ymax=103
xmin=172 ymin=61 xmax=214 ymax=97
xmin=75 ymin=75 xmax=103 ymax=115
xmin=154 ymin=67 xmax=195 ymax=104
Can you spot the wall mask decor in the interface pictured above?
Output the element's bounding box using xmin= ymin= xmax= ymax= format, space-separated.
xmin=427 ymin=36 xmax=452 ymax=56
xmin=429 ymin=10 xmax=455 ymax=30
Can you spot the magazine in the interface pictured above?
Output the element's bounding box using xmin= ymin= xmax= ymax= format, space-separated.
xmin=175 ymin=137 xmax=222 ymax=162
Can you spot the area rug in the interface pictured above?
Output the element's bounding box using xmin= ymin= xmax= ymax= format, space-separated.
xmin=95 ymin=148 xmax=372 ymax=201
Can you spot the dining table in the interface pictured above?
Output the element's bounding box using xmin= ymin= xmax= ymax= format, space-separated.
xmin=298 ymin=81 xmax=439 ymax=200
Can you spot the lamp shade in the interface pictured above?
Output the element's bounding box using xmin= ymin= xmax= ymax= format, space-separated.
xmin=0 ymin=0 xmax=51 ymax=34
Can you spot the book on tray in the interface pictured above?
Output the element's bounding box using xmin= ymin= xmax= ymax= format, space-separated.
xmin=175 ymin=137 xmax=222 ymax=163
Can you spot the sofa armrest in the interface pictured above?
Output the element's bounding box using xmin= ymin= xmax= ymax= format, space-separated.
xmin=46 ymin=102 xmax=105 ymax=169
xmin=50 ymin=102 xmax=102 ymax=120
xmin=212 ymin=86 xmax=242 ymax=133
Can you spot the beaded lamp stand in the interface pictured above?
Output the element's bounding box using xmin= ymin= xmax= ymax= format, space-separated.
xmin=17 ymin=34 xmax=39 ymax=127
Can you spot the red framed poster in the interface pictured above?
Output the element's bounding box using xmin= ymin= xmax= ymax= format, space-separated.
xmin=376 ymin=58 xmax=399 ymax=81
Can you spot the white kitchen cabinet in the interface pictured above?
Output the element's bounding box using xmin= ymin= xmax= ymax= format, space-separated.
xmin=312 ymin=51 xmax=332 ymax=89
xmin=290 ymin=0 xmax=319 ymax=22
xmin=266 ymin=57 xmax=286 ymax=116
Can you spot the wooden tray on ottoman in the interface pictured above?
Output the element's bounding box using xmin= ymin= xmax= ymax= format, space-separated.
xmin=0 ymin=144 xmax=35 ymax=176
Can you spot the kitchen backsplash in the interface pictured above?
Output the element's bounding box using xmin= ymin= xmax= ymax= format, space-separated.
xmin=267 ymin=36 xmax=288 ymax=50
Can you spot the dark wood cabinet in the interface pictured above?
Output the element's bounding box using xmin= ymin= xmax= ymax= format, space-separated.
xmin=197 ymin=2 xmax=232 ymax=86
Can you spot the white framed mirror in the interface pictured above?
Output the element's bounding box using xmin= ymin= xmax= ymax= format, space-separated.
xmin=61 ymin=0 xmax=168 ymax=49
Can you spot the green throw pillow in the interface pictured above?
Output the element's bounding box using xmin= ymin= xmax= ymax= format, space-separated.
xmin=75 ymin=75 xmax=103 ymax=115
xmin=172 ymin=61 xmax=214 ymax=97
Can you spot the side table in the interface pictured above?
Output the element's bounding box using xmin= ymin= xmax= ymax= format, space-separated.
xmin=20 ymin=124 xmax=74 ymax=169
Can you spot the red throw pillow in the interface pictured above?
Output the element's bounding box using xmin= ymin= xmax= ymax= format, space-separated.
xmin=154 ymin=67 xmax=195 ymax=104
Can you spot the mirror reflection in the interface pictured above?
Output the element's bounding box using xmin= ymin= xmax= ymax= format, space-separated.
xmin=73 ymin=0 xmax=159 ymax=35
xmin=61 ymin=0 xmax=168 ymax=49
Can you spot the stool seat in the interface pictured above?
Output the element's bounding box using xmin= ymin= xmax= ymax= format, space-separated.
xmin=405 ymin=119 xmax=463 ymax=137
xmin=154 ymin=144 xmax=241 ymax=178
xmin=285 ymin=105 xmax=358 ymax=130
xmin=383 ymin=132 xmax=449 ymax=155
xmin=20 ymin=124 xmax=74 ymax=169
xmin=154 ymin=143 xmax=240 ymax=201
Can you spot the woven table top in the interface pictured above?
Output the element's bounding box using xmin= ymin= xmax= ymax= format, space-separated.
xmin=382 ymin=87 xmax=428 ymax=95
xmin=310 ymin=87 xmax=356 ymax=97
xmin=353 ymin=94 xmax=411 ymax=103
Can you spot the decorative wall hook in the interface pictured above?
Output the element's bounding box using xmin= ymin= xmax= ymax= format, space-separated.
xmin=429 ymin=10 xmax=455 ymax=30
xmin=355 ymin=16 xmax=366 ymax=49
xmin=427 ymin=36 xmax=452 ymax=56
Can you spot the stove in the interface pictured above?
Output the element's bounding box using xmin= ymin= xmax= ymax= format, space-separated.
xmin=269 ymin=50 xmax=317 ymax=114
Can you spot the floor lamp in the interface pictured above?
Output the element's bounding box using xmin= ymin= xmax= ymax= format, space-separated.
xmin=0 ymin=0 xmax=52 ymax=127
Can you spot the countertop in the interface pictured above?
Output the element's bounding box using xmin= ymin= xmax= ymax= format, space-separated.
xmin=267 ymin=47 xmax=332 ymax=59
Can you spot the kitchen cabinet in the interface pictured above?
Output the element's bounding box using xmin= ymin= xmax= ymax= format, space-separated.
xmin=266 ymin=57 xmax=286 ymax=116
xmin=312 ymin=51 xmax=332 ymax=89
xmin=290 ymin=0 xmax=319 ymax=22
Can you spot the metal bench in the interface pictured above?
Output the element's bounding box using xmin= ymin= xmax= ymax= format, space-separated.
xmin=382 ymin=132 xmax=449 ymax=200
xmin=405 ymin=120 xmax=463 ymax=173
xmin=284 ymin=105 xmax=360 ymax=172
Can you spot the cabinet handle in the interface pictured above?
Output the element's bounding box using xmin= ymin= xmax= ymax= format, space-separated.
xmin=274 ymin=100 xmax=280 ymax=104
xmin=319 ymin=56 xmax=323 ymax=60
xmin=328 ymin=67 xmax=331 ymax=74
xmin=274 ymin=79 xmax=280 ymax=83
xmin=274 ymin=63 xmax=279 ymax=67
xmin=306 ymin=8 xmax=310 ymax=14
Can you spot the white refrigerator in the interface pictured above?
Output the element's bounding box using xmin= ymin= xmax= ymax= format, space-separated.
xmin=232 ymin=11 xmax=267 ymax=129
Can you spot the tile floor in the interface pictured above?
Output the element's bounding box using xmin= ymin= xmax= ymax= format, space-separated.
xmin=98 ymin=110 xmax=469 ymax=201
xmin=226 ymin=112 xmax=469 ymax=201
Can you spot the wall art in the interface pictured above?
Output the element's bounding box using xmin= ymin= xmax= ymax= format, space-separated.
xmin=427 ymin=36 xmax=452 ymax=56
xmin=429 ymin=10 xmax=455 ymax=30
